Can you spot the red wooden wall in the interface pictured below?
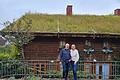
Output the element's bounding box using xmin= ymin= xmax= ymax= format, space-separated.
xmin=23 ymin=36 xmax=120 ymax=61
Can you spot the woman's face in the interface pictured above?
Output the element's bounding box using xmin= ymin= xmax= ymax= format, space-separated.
xmin=71 ymin=45 xmax=75 ymax=50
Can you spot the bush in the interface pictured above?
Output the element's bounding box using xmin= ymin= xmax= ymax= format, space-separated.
xmin=0 ymin=44 xmax=20 ymax=59
xmin=27 ymin=74 xmax=40 ymax=80
xmin=42 ymin=70 xmax=95 ymax=79
xmin=68 ymin=70 xmax=95 ymax=79
xmin=0 ymin=60 xmax=32 ymax=79
xmin=46 ymin=70 xmax=61 ymax=78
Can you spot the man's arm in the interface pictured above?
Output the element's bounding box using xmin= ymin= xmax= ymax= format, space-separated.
xmin=69 ymin=50 xmax=72 ymax=61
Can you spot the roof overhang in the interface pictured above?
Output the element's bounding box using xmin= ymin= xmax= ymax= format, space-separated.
xmin=2 ymin=31 xmax=120 ymax=38
xmin=33 ymin=32 xmax=120 ymax=38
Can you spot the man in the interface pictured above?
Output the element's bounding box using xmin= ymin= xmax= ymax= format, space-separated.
xmin=70 ymin=44 xmax=79 ymax=80
xmin=60 ymin=43 xmax=71 ymax=80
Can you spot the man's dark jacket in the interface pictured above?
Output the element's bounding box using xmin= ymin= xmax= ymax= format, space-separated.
xmin=60 ymin=48 xmax=71 ymax=63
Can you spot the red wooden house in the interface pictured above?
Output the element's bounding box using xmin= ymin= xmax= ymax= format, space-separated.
xmin=22 ymin=6 xmax=120 ymax=61
xmin=3 ymin=5 xmax=120 ymax=79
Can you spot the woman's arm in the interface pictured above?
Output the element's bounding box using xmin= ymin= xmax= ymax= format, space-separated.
xmin=74 ymin=49 xmax=79 ymax=64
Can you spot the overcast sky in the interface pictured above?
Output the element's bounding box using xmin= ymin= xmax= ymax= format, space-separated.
xmin=0 ymin=0 xmax=120 ymax=30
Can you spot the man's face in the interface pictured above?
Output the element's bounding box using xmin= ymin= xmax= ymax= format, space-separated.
xmin=65 ymin=43 xmax=69 ymax=49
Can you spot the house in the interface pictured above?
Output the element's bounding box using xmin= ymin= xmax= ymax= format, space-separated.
xmin=19 ymin=6 xmax=120 ymax=61
xmin=2 ymin=5 xmax=120 ymax=79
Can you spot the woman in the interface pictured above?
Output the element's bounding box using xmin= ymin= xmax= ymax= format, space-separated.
xmin=70 ymin=44 xmax=79 ymax=80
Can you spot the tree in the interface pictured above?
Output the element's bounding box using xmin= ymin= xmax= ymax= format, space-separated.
xmin=0 ymin=17 xmax=34 ymax=59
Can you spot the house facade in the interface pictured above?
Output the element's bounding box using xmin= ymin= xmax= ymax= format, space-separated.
xmin=23 ymin=32 xmax=120 ymax=61
xmin=23 ymin=32 xmax=120 ymax=79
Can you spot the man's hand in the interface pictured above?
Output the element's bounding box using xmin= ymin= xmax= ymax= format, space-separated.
xmin=59 ymin=61 xmax=62 ymax=64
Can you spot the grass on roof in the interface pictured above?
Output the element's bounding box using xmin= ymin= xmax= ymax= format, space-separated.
xmin=3 ymin=13 xmax=120 ymax=34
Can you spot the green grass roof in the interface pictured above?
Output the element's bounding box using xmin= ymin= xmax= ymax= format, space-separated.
xmin=3 ymin=13 xmax=120 ymax=34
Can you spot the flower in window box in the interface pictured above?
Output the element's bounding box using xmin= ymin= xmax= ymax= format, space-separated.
xmin=83 ymin=48 xmax=94 ymax=54
xmin=102 ymin=47 xmax=113 ymax=54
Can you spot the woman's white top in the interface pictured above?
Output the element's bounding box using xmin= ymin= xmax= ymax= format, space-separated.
xmin=70 ymin=49 xmax=79 ymax=63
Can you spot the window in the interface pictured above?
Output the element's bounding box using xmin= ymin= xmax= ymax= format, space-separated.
xmin=84 ymin=40 xmax=94 ymax=54
xmin=59 ymin=41 xmax=65 ymax=48
xmin=103 ymin=41 xmax=109 ymax=48
xmin=102 ymin=41 xmax=113 ymax=54
xmin=85 ymin=40 xmax=91 ymax=47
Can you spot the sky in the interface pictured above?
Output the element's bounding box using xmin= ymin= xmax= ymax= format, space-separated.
xmin=0 ymin=0 xmax=120 ymax=30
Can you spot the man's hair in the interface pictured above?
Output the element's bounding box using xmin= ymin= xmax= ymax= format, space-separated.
xmin=64 ymin=43 xmax=69 ymax=48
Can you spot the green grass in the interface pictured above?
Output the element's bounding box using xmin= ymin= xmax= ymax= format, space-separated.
xmin=3 ymin=13 xmax=120 ymax=34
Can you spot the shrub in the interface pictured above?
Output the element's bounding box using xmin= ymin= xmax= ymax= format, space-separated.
xmin=46 ymin=70 xmax=61 ymax=78
xmin=68 ymin=70 xmax=95 ymax=79
xmin=0 ymin=44 xmax=19 ymax=59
